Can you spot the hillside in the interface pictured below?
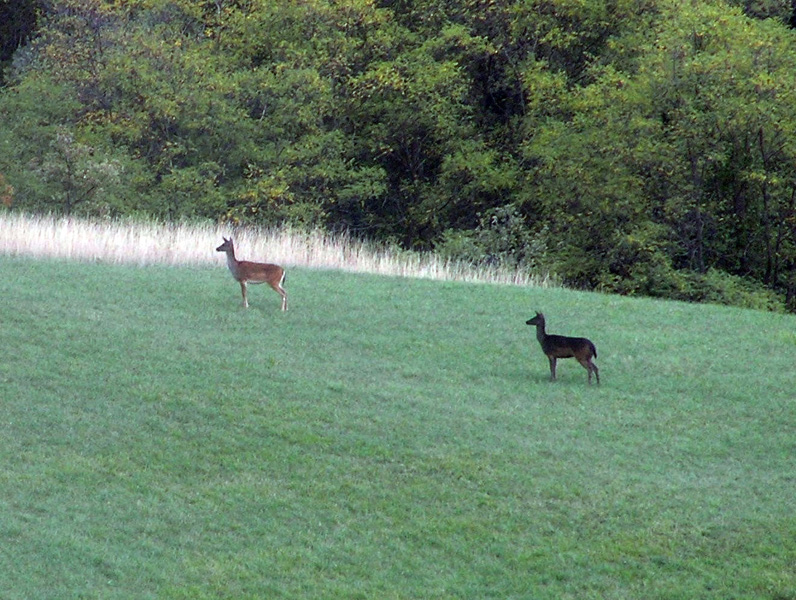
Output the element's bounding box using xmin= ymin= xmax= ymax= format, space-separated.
xmin=1 ymin=256 xmax=794 ymax=598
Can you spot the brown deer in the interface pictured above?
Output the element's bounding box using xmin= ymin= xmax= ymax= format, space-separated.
xmin=526 ymin=312 xmax=599 ymax=384
xmin=216 ymin=237 xmax=287 ymax=311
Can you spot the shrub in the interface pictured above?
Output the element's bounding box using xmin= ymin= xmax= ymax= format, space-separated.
xmin=435 ymin=205 xmax=551 ymax=272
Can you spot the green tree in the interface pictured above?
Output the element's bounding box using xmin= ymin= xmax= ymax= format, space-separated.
xmin=635 ymin=3 xmax=796 ymax=302
xmin=2 ymin=0 xmax=795 ymax=309
xmin=34 ymin=127 xmax=121 ymax=215
xmin=0 ymin=0 xmax=43 ymax=84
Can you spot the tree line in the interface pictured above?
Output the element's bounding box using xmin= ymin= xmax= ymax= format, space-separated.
xmin=2 ymin=0 xmax=795 ymax=311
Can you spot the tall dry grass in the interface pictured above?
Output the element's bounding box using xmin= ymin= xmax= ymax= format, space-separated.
xmin=0 ymin=212 xmax=554 ymax=287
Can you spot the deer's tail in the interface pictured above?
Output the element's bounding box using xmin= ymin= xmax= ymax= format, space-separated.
xmin=589 ymin=340 xmax=597 ymax=359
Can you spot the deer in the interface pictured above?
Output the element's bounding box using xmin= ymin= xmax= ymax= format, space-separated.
xmin=526 ymin=312 xmax=599 ymax=384
xmin=216 ymin=237 xmax=287 ymax=311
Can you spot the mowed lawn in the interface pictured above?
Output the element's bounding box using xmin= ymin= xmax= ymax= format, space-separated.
xmin=1 ymin=256 xmax=795 ymax=599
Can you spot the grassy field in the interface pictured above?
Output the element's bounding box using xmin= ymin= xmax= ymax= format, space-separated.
xmin=1 ymin=255 xmax=795 ymax=599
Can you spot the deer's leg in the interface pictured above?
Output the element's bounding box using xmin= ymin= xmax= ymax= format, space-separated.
xmin=577 ymin=358 xmax=592 ymax=384
xmin=578 ymin=358 xmax=599 ymax=385
xmin=240 ymin=281 xmax=249 ymax=308
xmin=269 ymin=282 xmax=288 ymax=311
xmin=548 ymin=356 xmax=557 ymax=381
xmin=279 ymin=273 xmax=288 ymax=311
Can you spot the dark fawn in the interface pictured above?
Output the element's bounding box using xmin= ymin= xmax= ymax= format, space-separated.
xmin=526 ymin=312 xmax=599 ymax=384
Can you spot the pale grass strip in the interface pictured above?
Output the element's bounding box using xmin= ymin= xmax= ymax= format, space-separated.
xmin=0 ymin=212 xmax=554 ymax=287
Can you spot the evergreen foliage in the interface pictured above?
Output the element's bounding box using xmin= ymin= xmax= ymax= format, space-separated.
xmin=1 ymin=0 xmax=795 ymax=310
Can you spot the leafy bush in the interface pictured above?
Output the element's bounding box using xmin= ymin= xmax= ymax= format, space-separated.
xmin=593 ymin=225 xmax=786 ymax=312
xmin=685 ymin=269 xmax=786 ymax=312
xmin=435 ymin=205 xmax=551 ymax=273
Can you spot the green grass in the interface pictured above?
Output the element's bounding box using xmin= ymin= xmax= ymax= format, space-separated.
xmin=1 ymin=256 xmax=795 ymax=599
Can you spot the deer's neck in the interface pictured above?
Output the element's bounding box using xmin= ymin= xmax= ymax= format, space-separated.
xmin=535 ymin=323 xmax=547 ymax=344
xmin=224 ymin=250 xmax=240 ymax=274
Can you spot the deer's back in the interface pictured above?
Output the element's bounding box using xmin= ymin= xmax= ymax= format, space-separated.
xmin=231 ymin=259 xmax=284 ymax=283
xmin=542 ymin=334 xmax=596 ymax=359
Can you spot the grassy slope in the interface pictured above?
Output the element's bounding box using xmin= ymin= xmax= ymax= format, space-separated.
xmin=1 ymin=256 xmax=795 ymax=599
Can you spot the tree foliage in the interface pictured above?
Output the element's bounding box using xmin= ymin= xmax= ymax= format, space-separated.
xmin=1 ymin=0 xmax=795 ymax=309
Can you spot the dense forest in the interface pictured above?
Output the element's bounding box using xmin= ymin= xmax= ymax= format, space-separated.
xmin=2 ymin=0 xmax=796 ymax=310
